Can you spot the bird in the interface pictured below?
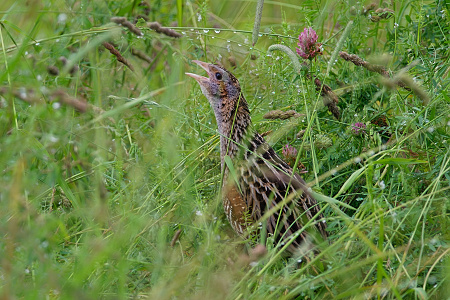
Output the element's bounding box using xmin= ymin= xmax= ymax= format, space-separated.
xmin=186 ymin=60 xmax=328 ymax=254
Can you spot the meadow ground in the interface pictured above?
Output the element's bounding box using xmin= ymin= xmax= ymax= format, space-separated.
xmin=0 ymin=0 xmax=449 ymax=299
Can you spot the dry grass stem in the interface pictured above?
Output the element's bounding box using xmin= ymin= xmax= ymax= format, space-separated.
xmin=263 ymin=110 xmax=305 ymax=120
xmin=102 ymin=42 xmax=135 ymax=71
xmin=147 ymin=21 xmax=182 ymax=38
xmin=111 ymin=17 xmax=143 ymax=36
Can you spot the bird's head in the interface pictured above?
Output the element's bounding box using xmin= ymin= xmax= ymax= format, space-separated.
xmin=186 ymin=60 xmax=243 ymax=111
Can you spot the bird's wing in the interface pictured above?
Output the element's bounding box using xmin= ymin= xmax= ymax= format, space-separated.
xmin=239 ymin=133 xmax=328 ymax=249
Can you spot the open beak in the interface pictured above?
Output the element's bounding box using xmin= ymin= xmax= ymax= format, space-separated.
xmin=185 ymin=60 xmax=210 ymax=84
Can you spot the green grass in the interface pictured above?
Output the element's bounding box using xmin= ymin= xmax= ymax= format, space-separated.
xmin=0 ymin=0 xmax=449 ymax=299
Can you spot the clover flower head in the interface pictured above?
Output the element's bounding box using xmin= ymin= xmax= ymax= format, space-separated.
xmin=351 ymin=122 xmax=367 ymax=136
xmin=282 ymin=144 xmax=298 ymax=160
xmin=296 ymin=27 xmax=322 ymax=60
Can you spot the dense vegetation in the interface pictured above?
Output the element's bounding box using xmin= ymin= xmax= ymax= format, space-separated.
xmin=0 ymin=0 xmax=449 ymax=298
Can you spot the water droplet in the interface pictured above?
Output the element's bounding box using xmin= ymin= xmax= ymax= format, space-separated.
xmin=35 ymin=42 xmax=40 ymax=46
xmin=238 ymin=44 xmax=242 ymax=46
xmin=258 ymin=34 xmax=262 ymax=37
xmin=214 ymin=30 xmax=221 ymax=34
xmin=203 ymin=29 xmax=209 ymax=33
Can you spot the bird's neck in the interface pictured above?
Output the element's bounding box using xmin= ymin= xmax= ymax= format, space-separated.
xmin=213 ymin=94 xmax=252 ymax=163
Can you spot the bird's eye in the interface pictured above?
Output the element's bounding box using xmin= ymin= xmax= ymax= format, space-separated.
xmin=215 ymin=72 xmax=222 ymax=80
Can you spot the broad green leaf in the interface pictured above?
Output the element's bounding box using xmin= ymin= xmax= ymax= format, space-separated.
xmin=334 ymin=166 xmax=366 ymax=198
xmin=312 ymin=191 xmax=356 ymax=211
xmin=224 ymin=155 xmax=242 ymax=194
xmin=373 ymin=158 xmax=427 ymax=165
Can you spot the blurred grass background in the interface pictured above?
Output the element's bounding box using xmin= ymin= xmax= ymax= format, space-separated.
xmin=0 ymin=0 xmax=449 ymax=299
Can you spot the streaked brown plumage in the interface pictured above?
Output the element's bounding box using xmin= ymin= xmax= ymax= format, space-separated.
xmin=186 ymin=60 xmax=327 ymax=254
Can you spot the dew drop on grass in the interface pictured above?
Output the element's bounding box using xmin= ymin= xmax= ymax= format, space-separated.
xmin=203 ymin=29 xmax=209 ymax=33
xmin=214 ymin=29 xmax=220 ymax=33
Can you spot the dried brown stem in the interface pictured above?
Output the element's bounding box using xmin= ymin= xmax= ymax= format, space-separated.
xmin=50 ymin=90 xmax=88 ymax=113
xmin=340 ymin=51 xmax=411 ymax=90
xmin=111 ymin=17 xmax=143 ymax=36
xmin=313 ymin=77 xmax=340 ymax=119
xmin=131 ymin=48 xmax=153 ymax=64
xmin=263 ymin=110 xmax=305 ymax=120
xmin=102 ymin=42 xmax=135 ymax=71
xmin=170 ymin=229 xmax=182 ymax=247
xmin=147 ymin=21 xmax=182 ymax=38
